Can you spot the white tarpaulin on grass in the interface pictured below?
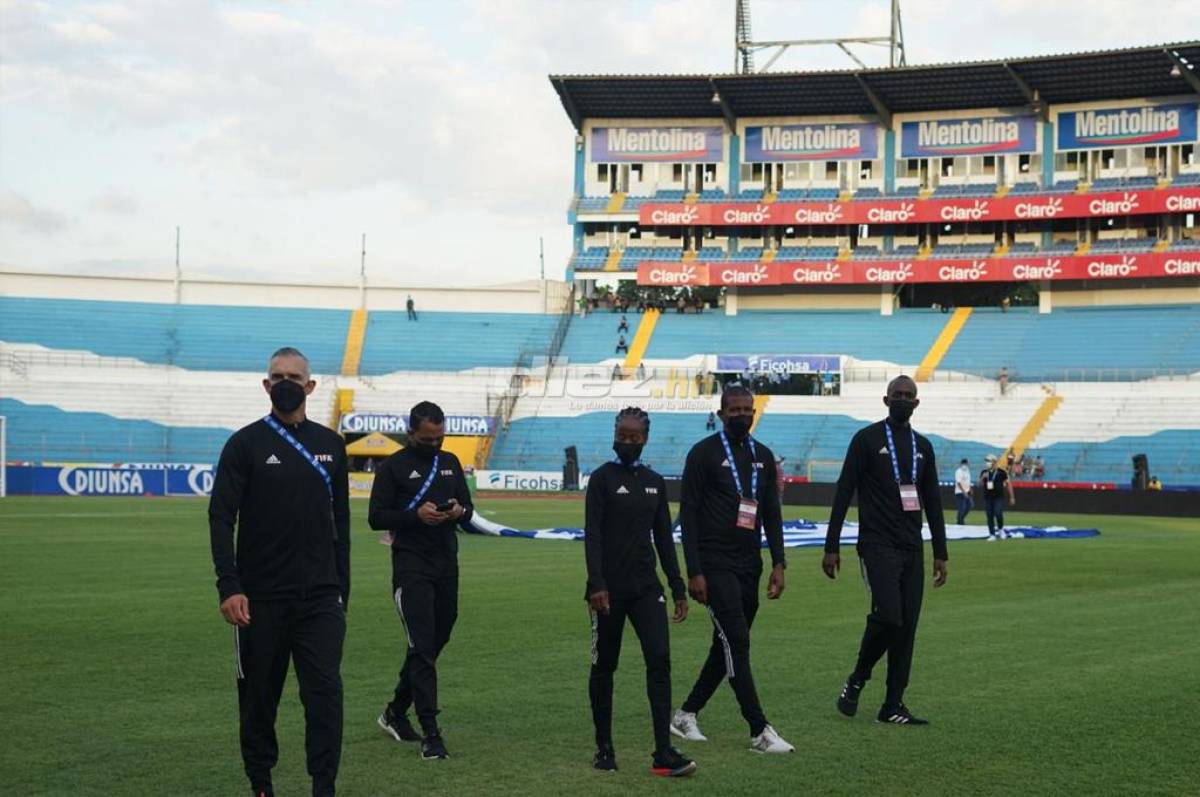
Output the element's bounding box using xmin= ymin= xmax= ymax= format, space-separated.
xmin=462 ymin=516 xmax=1099 ymax=546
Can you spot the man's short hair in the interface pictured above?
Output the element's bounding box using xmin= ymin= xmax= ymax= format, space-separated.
xmin=267 ymin=347 xmax=310 ymax=377
xmin=721 ymin=383 xmax=754 ymax=410
xmin=409 ymin=401 xmax=445 ymax=432
xmin=887 ymin=374 xmax=917 ymax=395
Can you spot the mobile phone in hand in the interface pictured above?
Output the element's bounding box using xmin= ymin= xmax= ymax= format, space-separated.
xmin=435 ymin=501 xmax=455 ymax=512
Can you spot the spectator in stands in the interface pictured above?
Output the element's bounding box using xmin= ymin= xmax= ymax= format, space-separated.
xmin=677 ymin=295 xmax=687 ymax=314
xmin=615 ymin=335 xmax=629 ymax=355
xmin=637 ymin=362 xmax=647 ymax=381
xmin=1000 ymin=296 xmax=1011 ymax=313
xmin=618 ymin=315 xmax=629 ymax=334
xmin=370 ymin=401 xmax=473 ymax=761
xmin=998 ymin=367 xmax=1009 ymax=396
xmin=823 ymin=375 xmax=947 ymax=726
xmin=954 ymin=458 xmax=973 ymax=524
xmin=980 ymin=454 xmax=1016 ymax=541
xmin=406 ymin=295 xmax=418 ymax=321
xmin=705 ymin=412 xmax=716 ymax=431
xmin=584 ymin=407 xmax=695 ymax=777
xmin=1148 ymin=476 xmax=1163 ymax=490
xmin=208 ymin=346 xmax=351 ymax=797
xmin=671 ymin=384 xmax=793 ymax=753
xmin=1032 ymin=456 xmax=1045 ymax=480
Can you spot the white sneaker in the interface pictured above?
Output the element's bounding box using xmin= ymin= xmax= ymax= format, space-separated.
xmin=1002 ymin=530 xmax=1011 ymax=540
xmin=750 ymin=724 xmax=794 ymax=754
xmin=670 ymin=709 xmax=707 ymax=742
xmin=986 ymin=534 xmax=998 ymax=542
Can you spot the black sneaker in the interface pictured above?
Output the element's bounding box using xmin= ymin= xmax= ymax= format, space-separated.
xmin=837 ymin=677 xmax=865 ymax=717
xmin=651 ymin=747 xmax=696 ymax=777
xmin=421 ymin=733 xmax=449 ymax=760
xmin=877 ymin=704 xmax=929 ymax=725
xmin=377 ymin=705 xmax=421 ymax=743
xmin=593 ymin=743 xmax=618 ymax=772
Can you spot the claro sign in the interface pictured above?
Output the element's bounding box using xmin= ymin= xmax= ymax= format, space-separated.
xmin=635 ymin=252 xmax=1200 ymax=286
xmin=634 ymin=187 xmax=1200 ymax=227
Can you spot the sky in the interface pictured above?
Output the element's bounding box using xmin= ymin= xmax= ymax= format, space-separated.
xmin=1 ymin=0 xmax=1195 ymax=287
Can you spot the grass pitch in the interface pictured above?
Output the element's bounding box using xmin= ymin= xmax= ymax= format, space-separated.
xmin=0 ymin=496 xmax=1196 ymax=796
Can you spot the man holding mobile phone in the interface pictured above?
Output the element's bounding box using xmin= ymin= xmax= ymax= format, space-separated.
xmin=368 ymin=401 xmax=473 ymax=760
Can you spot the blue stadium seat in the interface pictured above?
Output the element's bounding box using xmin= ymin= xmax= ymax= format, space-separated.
xmin=0 ymin=297 xmax=349 ymax=373
xmin=940 ymin=306 xmax=1200 ymax=381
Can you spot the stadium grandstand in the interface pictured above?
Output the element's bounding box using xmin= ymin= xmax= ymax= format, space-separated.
xmin=2 ymin=42 xmax=1199 ymax=497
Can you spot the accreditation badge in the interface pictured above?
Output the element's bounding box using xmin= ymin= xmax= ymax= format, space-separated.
xmin=736 ymin=497 xmax=759 ymax=530
xmin=899 ymin=484 xmax=921 ymax=512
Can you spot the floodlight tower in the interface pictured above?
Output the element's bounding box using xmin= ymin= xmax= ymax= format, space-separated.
xmin=735 ymin=0 xmax=907 ymax=73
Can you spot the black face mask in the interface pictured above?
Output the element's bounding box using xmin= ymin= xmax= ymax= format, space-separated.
xmin=725 ymin=416 xmax=753 ymax=439
xmin=409 ymin=441 xmax=440 ymax=459
xmin=887 ymin=398 xmax=916 ymax=424
xmin=269 ymin=379 xmax=306 ymax=413
xmin=613 ymin=441 xmax=643 ymax=466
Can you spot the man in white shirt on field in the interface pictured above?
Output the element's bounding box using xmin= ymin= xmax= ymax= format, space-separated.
xmin=954 ymin=458 xmax=973 ymax=525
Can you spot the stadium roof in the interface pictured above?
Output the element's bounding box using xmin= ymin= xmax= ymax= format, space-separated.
xmin=550 ymin=42 xmax=1200 ymax=129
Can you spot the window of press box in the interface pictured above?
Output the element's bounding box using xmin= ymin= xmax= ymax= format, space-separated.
xmin=1019 ymin=154 xmax=1031 ymax=173
xmin=860 ymin=160 xmax=873 ymax=179
xmin=1183 ymin=144 xmax=1195 ymax=165
xmin=825 ymin=161 xmax=838 ymax=180
xmin=703 ymin=164 xmax=717 ymax=181
xmin=597 ymin=163 xmax=608 ymax=182
xmin=631 ymin=164 xmax=642 ymax=181
xmin=672 ymin=163 xmax=683 ymax=182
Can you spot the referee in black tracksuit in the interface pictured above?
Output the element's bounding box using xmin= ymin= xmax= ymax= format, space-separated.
xmin=670 ymin=385 xmax=795 ymax=754
xmin=369 ymin=401 xmax=472 ymax=761
xmin=585 ymin=407 xmax=695 ymax=777
xmin=823 ymin=375 xmax=948 ymax=726
xmin=209 ymin=347 xmax=351 ymax=797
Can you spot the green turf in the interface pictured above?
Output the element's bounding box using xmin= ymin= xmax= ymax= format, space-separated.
xmin=1 ymin=497 xmax=1197 ymax=795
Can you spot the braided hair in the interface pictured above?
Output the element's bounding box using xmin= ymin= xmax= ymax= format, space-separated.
xmin=615 ymin=406 xmax=651 ymax=434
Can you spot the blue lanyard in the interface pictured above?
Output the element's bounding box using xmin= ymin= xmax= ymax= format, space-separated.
xmin=719 ymin=430 xmax=758 ymax=498
xmin=404 ymin=453 xmax=440 ymax=511
xmin=263 ymin=415 xmax=332 ymax=499
xmin=883 ymin=421 xmax=918 ymax=485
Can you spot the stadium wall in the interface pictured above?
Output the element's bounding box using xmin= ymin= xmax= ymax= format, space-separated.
xmin=0 ymin=270 xmax=571 ymax=314
xmin=734 ymin=286 xmax=884 ymax=311
xmin=1046 ymin=280 xmax=1200 ymax=307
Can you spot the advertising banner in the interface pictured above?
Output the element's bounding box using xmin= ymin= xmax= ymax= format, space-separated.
xmin=637 ymin=186 xmax=1200 ymax=227
xmin=591 ymin=126 xmax=724 ymax=162
xmin=900 ymin=114 xmax=1039 ymax=157
xmin=636 ymin=250 xmax=1200 ymax=286
xmin=475 ymin=470 xmax=592 ymax=492
xmin=715 ymin=354 xmax=843 ymax=374
xmin=340 ymin=413 xmax=495 ymax=436
xmin=744 ymin=123 xmax=880 ymax=161
xmin=1057 ymin=103 xmax=1198 ymax=150
xmin=636 ymin=261 xmax=710 ymax=286
xmin=5 ymin=464 xmax=215 ymax=496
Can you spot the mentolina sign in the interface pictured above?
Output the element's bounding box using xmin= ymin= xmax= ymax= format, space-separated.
xmin=744 ymin=123 xmax=879 ymax=161
xmin=591 ymin=126 xmax=724 ymax=162
xmin=1057 ymin=103 xmax=1199 ymax=149
xmin=900 ymin=114 xmax=1038 ymax=157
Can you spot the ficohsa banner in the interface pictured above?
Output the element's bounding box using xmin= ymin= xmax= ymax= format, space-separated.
xmin=475 ymin=470 xmax=591 ymax=492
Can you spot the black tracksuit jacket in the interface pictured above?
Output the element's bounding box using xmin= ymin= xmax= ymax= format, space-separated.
xmin=825 ymin=418 xmax=948 ymax=560
xmin=583 ymin=461 xmax=686 ymax=601
xmin=679 ymin=432 xmax=787 ymax=578
xmin=367 ymin=447 xmax=474 ymax=581
xmin=209 ymin=415 xmax=351 ymax=606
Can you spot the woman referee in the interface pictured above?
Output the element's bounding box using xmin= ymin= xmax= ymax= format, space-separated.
xmin=584 ymin=407 xmax=696 ymax=777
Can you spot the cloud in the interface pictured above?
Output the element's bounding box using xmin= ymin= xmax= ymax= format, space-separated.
xmin=0 ymin=193 xmax=72 ymax=234
xmin=89 ymin=191 xmax=138 ymax=215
